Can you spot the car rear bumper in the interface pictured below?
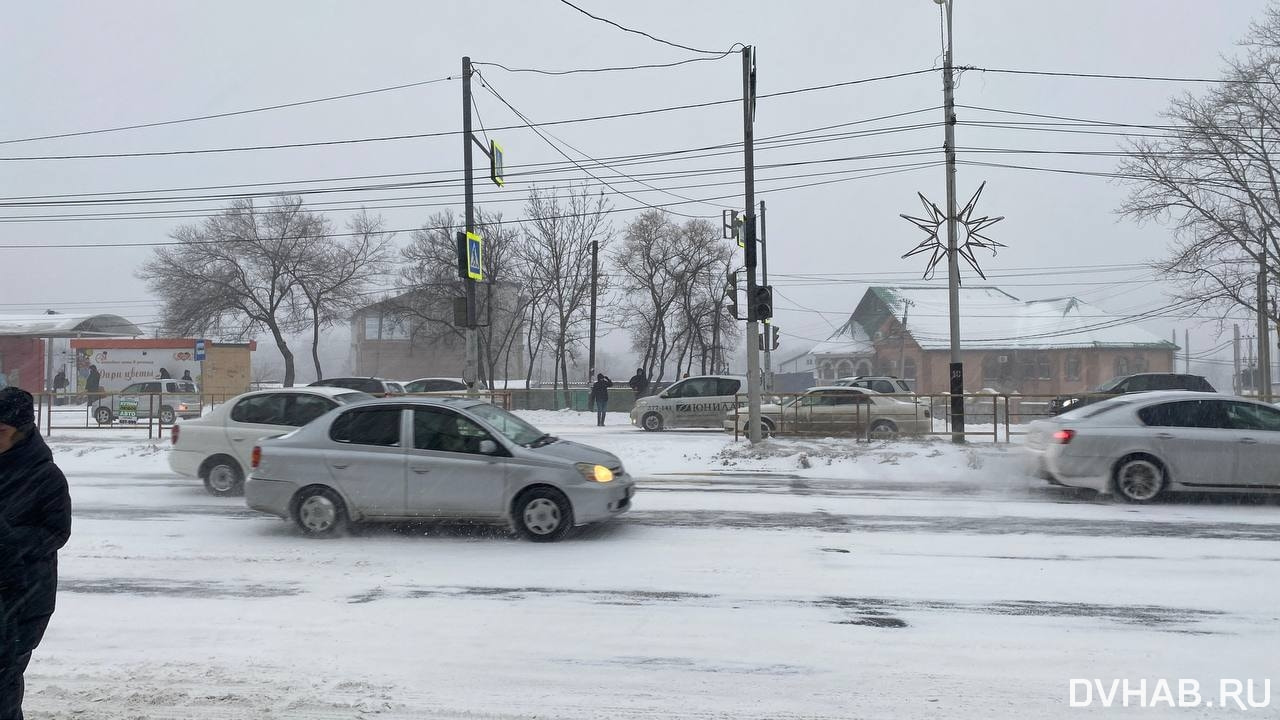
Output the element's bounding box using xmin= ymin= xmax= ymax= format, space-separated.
xmin=168 ymin=448 xmax=203 ymax=478
xmin=565 ymin=479 xmax=635 ymax=525
xmin=1044 ymin=453 xmax=1112 ymax=494
xmin=245 ymin=476 xmax=298 ymax=519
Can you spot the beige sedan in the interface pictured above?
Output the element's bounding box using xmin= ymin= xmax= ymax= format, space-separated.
xmin=724 ymin=386 xmax=931 ymax=439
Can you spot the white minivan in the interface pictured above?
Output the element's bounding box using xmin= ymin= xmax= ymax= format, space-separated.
xmin=629 ymin=375 xmax=745 ymax=431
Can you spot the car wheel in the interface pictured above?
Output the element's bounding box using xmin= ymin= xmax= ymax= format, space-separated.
xmin=759 ymin=420 xmax=774 ymax=438
xmin=202 ymin=457 xmax=244 ymax=497
xmin=869 ymin=420 xmax=899 ymax=440
xmin=1113 ymin=455 xmax=1167 ymax=503
xmin=292 ymin=486 xmax=349 ymax=538
xmin=514 ymin=487 xmax=574 ymax=542
xmin=94 ymin=406 xmax=113 ymax=425
xmin=641 ymin=412 xmax=664 ymax=432
xmin=159 ymin=406 xmax=176 ymax=425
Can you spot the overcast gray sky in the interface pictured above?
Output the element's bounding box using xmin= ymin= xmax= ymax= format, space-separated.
xmin=1 ymin=0 xmax=1272 ymax=381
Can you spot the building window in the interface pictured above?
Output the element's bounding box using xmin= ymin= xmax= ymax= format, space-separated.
xmin=1036 ymin=355 xmax=1052 ymax=380
xmin=1065 ymin=356 xmax=1081 ymax=381
xmin=835 ymin=360 xmax=854 ymax=378
xmin=363 ymin=314 xmax=409 ymax=341
xmin=819 ymin=361 xmax=835 ymax=380
xmin=903 ymin=357 xmax=917 ymax=380
xmin=1132 ymin=356 xmax=1149 ymax=373
xmin=1114 ymin=356 xmax=1129 ymax=376
xmin=983 ymin=355 xmax=1003 ymax=383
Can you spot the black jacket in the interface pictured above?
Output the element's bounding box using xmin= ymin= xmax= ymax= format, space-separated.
xmin=628 ymin=373 xmax=648 ymax=394
xmin=589 ymin=377 xmax=613 ymax=403
xmin=1 ymin=431 xmax=72 ymax=655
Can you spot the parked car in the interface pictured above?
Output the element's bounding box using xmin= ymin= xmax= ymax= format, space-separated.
xmin=404 ymin=377 xmax=470 ymax=394
xmin=245 ymin=397 xmax=635 ymax=541
xmin=170 ymin=386 xmax=373 ymax=496
xmin=832 ymin=376 xmax=914 ymax=395
xmin=308 ymin=377 xmax=406 ymax=397
xmin=629 ymin=375 xmax=746 ymax=431
xmin=93 ymin=378 xmax=202 ymax=425
xmin=1026 ymin=391 xmax=1280 ymax=503
xmin=1050 ymin=373 xmax=1214 ymax=415
xmin=724 ymin=386 xmax=930 ymax=439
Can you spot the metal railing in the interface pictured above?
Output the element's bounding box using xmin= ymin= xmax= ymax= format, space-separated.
xmin=35 ymin=392 xmax=240 ymax=437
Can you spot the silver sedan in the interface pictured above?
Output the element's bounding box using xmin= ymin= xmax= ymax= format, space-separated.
xmin=1025 ymin=391 xmax=1280 ymax=502
xmin=245 ymin=397 xmax=635 ymax=541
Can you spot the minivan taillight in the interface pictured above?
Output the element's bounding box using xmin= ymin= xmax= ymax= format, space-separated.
xmin=171 ymin=424 xmax=180 ymax=445
xmin=251 ymin=446 xmax=262 ymax=469
xmin=1053 ymin=429 xmax=1076 ymax=444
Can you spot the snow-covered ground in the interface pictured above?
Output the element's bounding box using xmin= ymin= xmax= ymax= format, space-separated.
xmin=21 ymin=410 xmax=1280 ymax=719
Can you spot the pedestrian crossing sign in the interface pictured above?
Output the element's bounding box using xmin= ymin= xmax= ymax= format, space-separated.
xmin=466 ymin=232 xmax=483 ymax=281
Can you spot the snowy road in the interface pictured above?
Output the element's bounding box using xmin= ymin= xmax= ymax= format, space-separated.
xmin=23 ymin=417 xmax=1280 ymax=719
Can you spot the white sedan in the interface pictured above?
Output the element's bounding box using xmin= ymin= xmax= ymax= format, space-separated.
xmin=1025 ymin=391 xmax=1280 ymax=502
xmin=170 ymin=386 xmax=372 ymax=496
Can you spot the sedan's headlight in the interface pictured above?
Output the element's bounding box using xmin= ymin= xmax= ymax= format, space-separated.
xmin=576 ymin=463 xmax=614 ymax=483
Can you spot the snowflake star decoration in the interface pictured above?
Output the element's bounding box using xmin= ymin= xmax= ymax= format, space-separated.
xmin=900 ymin=181 xmax=1005 ymax=281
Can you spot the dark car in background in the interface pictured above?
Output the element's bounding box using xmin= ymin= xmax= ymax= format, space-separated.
xmin=308 ymin=377 xmax=406 ymax=398
xmin=1050 ymin=372 xmax=1215 ymax=415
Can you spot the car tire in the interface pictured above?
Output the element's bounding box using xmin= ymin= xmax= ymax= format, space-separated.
xmin=292 ymin=486 xmax=349 ymax=538
xmin=1113 ymin=454 xmax=1167 ymax=504
xmin=159 ymin=405 xmax=176 ymax=425
xmin=641 ymin=412 xmax=664 ymax=432
xmin=759 ymin=419 xmax=774 ymax=438
xmin=514 ymin=487 xmax=574 ymax=543
xmin=94 ymin=406 xmax=113 ymax=425
xmin=869 ymin=420 xmax=899 ymax=440
xmin=202 ymin=456 xmax=244 ymax=497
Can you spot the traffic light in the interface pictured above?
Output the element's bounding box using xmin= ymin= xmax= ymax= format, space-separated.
xmin=726 ymin=270 xmax=740 ymax=319
xmin=772 ymin=327 xmax=780 ymax=351
xmin=753 ymin=285 xmax=773 ymax=321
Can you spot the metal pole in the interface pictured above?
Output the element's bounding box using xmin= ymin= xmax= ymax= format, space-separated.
xmin=1184 ymin=328 xmax=1190 ymax=374
xmin=463 ymin=56 xmax=479 ymax=395
xmin=759 ymin=200 xmax=771 ymax=393
xmin=941 ymin=0 xmax=965 ymax=442
xmin=1234 ymin=323 xmax=1242 ymax=395
xmin=588 ymin=239 xmax=598 ymax=380
xmin=742 ymin=46 xmax=763 ymax=444
xmin=1259 ymin=261 xmax=1272 ymax=402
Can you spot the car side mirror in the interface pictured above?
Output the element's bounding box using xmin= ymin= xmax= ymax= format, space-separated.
xmin=479 ymin=439 xmax=498 ymax=455
xmin=659 ymin=391 xmax=670 ymax=399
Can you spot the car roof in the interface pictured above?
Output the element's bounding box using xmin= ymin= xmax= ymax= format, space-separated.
xmin=1091 ymin=390 xmax=1255 ymax=406
xmin=806 ymin=385 xmax=882 ymax=393
xmin=407 ymin=377 xmax=466 ymax=383
xmin=341 ymin=396 xmax=487 ymax=409
xmin=241 ymin=386 xmax=365 ymax=398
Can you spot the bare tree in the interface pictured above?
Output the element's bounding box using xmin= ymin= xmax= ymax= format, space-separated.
xmin=140 ymin=196 xmax=324 ymax=386
xmin=294 ymin=211 xmax=394 ymax=380
xmin=396 ymin=208 xmax=528 ymax=385
xmin=1118 ymin=8 xmax=1280 ymax=329
xmin=518 ymin=185 xmax=613 ymax=391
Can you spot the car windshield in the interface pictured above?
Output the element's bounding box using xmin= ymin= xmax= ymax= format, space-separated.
xmin=1057 ymin=396 xmax=1134 ymax=421
xmin=466 ymin=402 xmax=546 ymax=446
xmin=1092 ymin=376 xmax=1127 ymax=393
xmin=334 ymin=392 xmax=373 ymax=404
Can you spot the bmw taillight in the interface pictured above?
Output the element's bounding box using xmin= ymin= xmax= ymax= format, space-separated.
xmin=171 ymin=424 xmax=180 ymax=445
xmin=1053 ymin=429 xmax=1076 ymax=444
xmin=251 ymin=446 xmax=262 ymax=469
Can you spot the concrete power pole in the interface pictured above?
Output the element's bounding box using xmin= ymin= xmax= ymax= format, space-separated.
xmin=1258 ymin=262 xmax=1273 ymax=402
xmin=759 ymin=200 xmax=772 ymax=393
xmin=1234 ymin=323 xmax=1242 ymax=395
xmin=939 ymin=0 xmax=965 ymax=443
xmin=462 ymin=56 xmax=479 ymax=395
xmin=741 ymin=46 xmax=763 ymax=444
xmin=1184 ymin=328 xmax=1190 ymax=374
xmin=588 ymin=239 xmax=598 ymax=380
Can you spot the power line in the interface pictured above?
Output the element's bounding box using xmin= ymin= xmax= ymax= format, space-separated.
xmin=968 ymin=65 xmax=1266 ymax=85
xmin=0 ymin=76 xmax=458 ymax=147
xmin=0 ymin=70 xmax=939 ymax=162
xmin=473 ymin=52 xmax=740 ymax=77
xmin=556 ymin=0 xmax=733 ymax=55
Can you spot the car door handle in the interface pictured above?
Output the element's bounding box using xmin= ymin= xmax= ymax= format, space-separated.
xmin=231 ymin=438 xmax=245 ymax=442
xmin=411 ymin=466 xmax=431 ymax=474
xmin=1154 ymin=432 xmax=1175 ymax=439
xmin=331 ymin=463 xmax=349 ymax=470
xmin=1240 ymin=438 xmax=1259 ymax=445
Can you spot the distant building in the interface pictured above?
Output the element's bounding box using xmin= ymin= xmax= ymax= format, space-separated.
xmin=0 ymin=313 xmax=141 ymax=393
xmin=350 ymin=287 xmax=525 ymax=382
xmin=796 ymin=286 xmax=1178 ymax=395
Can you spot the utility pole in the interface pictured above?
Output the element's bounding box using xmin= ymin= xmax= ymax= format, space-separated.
xmin=759 ymin=200 xmax=771 ymax=393
xmin=939 ymin=0 xmax=965 ymax=442
xmin=462 ymin=56 xmax=479 ymax=394
xmin=588 ymin=239 xmax=598 ymax=380
xmin=1258 ymin=262 xmax=1273 ymax=402
xmin=742 ymin=45 xmax=763 ymax=444
xmin=1184 ymin=328 xmax=1190 ymax=374
xmin=1234 ymin=323 xmax=1242 ymax=395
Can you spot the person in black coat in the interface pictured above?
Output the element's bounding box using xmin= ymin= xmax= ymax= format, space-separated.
xmin=0 ymin=388 xmax=72 ymax=720
xmin=589 ymin=373 xmax=613 ymax=427
xmin=627 ymin=368 xmax=649 ymax=398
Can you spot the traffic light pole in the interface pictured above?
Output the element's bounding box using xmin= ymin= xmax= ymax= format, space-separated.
xmin=759 ymin=200 xmax=771 ymax=393
xmin=462 ymin=56 xmax=479 ymax=395
xmin=742 ymin=46 xmax=763 ymax=444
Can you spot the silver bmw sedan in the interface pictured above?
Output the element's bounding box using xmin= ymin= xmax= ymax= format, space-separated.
xmin=245 ymin=397 xmax=634 ymax=541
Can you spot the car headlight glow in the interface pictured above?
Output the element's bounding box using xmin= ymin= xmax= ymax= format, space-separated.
xmin=576 ymin=463 xmax=614 ymax=483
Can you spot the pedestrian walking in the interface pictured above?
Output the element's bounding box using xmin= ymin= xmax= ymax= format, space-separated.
xmin=158 ymin=367 xmax=171 ymax=380
xmin=0 ymin=387 xmax=73 ymax=720
xmin=589 ymin=373 xmax=613 ymax=427
xmin=627 ymin=368 xmax=649 ymax=398
xmin=52 ymin=370 xmax=68 ymax=407
xmin=181 ymin=370 xmax=192 ymax=382
xmin=84 ymin=365 xmax=101 ymax=406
